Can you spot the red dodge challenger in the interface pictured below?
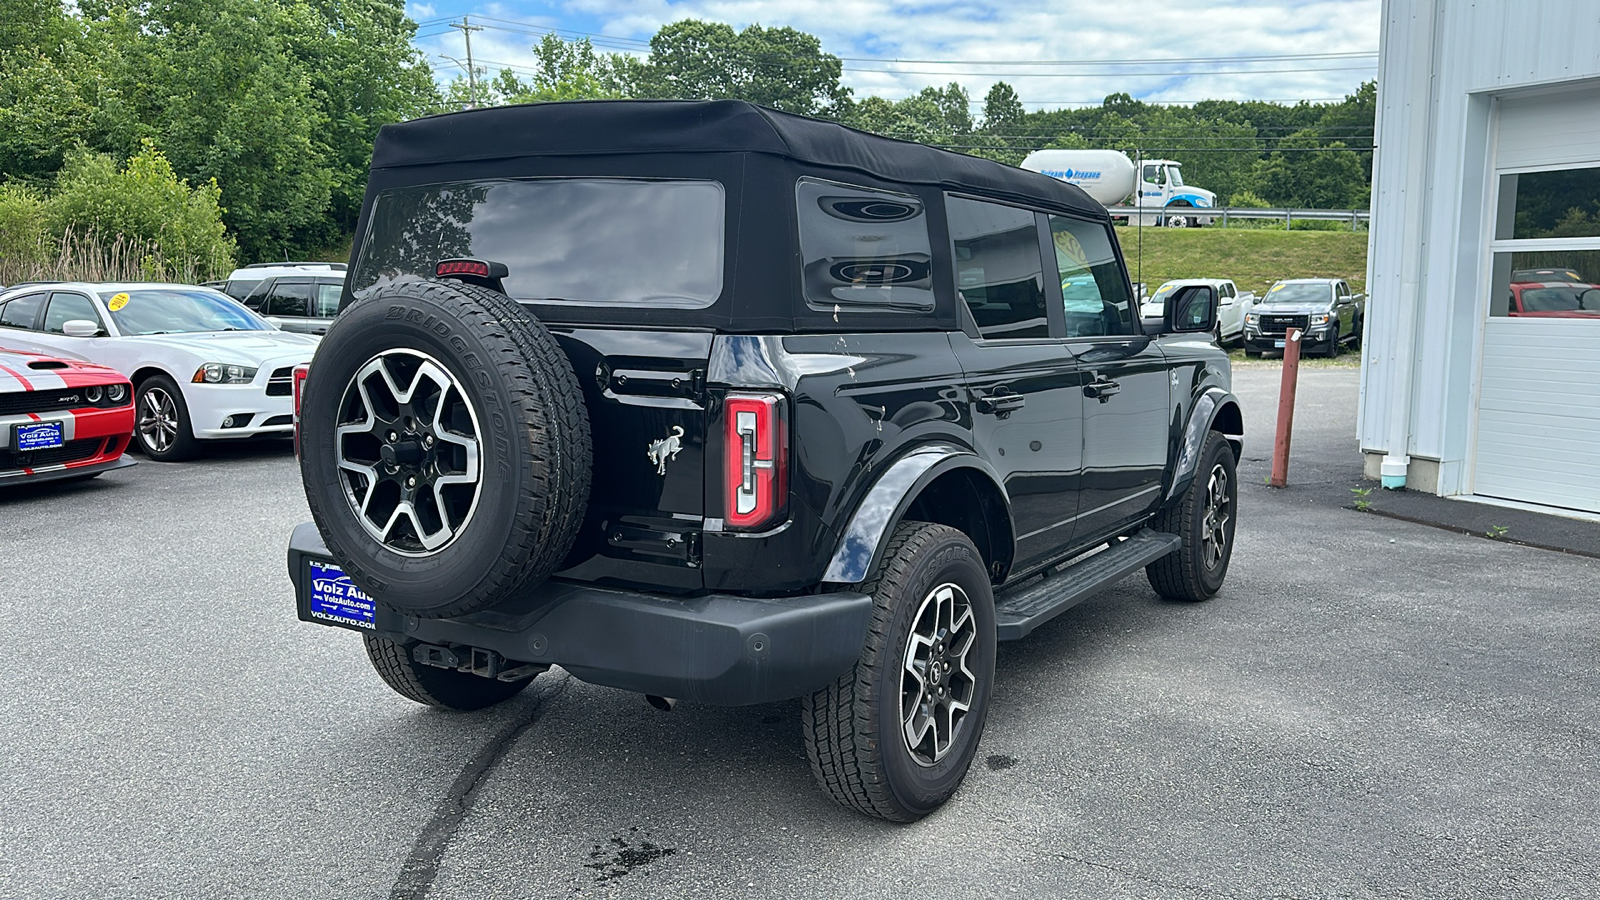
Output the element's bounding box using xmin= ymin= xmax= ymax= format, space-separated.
xmin=0 ymin=348 xmax=137 ymax=486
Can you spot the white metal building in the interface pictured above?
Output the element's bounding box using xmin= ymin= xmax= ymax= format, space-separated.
xmin=1360 ymin=0 xmax=1600 ymax=516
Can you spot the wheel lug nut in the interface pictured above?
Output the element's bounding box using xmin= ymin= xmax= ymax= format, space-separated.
xmin=387 ymin=431 xmax=398 ymax=442
xmin=424 ymin=435 xmax=434 ymax=448
xmin=407 ymin=476 xmax=416 ymax=488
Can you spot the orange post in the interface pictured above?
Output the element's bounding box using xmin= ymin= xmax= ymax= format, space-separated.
xmin=1269 ymin=327 xmax=1303 ymax=488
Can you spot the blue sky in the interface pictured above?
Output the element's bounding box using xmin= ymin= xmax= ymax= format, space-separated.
xmin=404 ymin=0 xmax=1381 ymax=110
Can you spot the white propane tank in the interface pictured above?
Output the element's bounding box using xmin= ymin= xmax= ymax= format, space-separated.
xmin=1019 ymin=149 xmax=1137 ymax=207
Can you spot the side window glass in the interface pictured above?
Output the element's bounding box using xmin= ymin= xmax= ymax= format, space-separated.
xmin=44 ymin=293 xmax=102 ymax=334
xmin=1047 ymin=215 xmax=1136 ymax=338
xmin=268 ymin=282 xmax=311 ymax=317
xmin=946 ymin=196 xmax=1048 ymax=339
xmin=314 ymin=283 xmax=343 ymax=317
xmin=1142 ymin=165 xmax=1160 ymax=184
xmin=0 ymin=292 xmax=46 ymax=330
xmin=796 ymin=178 xmax=934 ymax=314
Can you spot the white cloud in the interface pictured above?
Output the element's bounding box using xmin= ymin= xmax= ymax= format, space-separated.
xmin=426 ymin=0 xmax=1380 ymax=109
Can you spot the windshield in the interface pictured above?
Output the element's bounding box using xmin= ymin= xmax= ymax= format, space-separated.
xmin=1167 ymin=166 xmax=1184 ymax=187
xmin=100 ymin=288 xmax=269 ymax=334
xmin=1519 ymin=285 xmax=1599 ymax=312
xmin=1261 ymin=283 xmax=1333 ymax=304
xmin=352 ymin=178 xmax=726 ymax=309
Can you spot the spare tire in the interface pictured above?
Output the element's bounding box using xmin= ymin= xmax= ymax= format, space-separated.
xmin=299 ymin=280 xmax=591 ymax=618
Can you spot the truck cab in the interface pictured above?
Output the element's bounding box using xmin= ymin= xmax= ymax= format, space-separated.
xmin=1137 ymin=159 xmax=1217 ymax=227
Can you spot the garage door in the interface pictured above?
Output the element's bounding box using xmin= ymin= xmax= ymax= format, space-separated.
xmin=1473 ymin=90 xmax=1600 ymax=513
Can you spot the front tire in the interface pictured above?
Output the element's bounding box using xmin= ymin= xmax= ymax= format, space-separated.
xmin=1147 ymin=430 xmax=1237 ymax=601
xmin=135 ymin=374 xmax=199 ymax=461
xmin=803 ymin=522 xmax=996 ymax=822
xmin=363 ymin=635 xmax=532 ymax=710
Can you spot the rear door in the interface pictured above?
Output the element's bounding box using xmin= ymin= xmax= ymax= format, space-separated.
xmin=1046 ymin=212 xmax=1172 ymax=543
xmin=944 ymin=195 xmax=1085 ymax=573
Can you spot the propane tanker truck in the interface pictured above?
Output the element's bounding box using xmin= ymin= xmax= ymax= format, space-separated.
xmin=1020 ymin=149 xmax=1216 ymax=227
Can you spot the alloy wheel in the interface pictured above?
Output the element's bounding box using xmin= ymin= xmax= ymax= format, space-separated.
xmin=335 ymin=349 xmax=483 ymax=556
xmin=138 ymin=387 xmax=179 ymax=454
xmin=1202 ymin=463 xmax=1231 ymax=569
xmin=901 ymin=582 xmax=979 ymax=766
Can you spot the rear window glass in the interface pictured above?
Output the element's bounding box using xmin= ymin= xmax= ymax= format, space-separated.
xmin=351 ymin=178 xmax=725 ymax=308
xmin=797 ymin=178 xmax=933 ymax=314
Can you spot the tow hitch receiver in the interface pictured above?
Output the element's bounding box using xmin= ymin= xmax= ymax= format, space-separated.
xmin=411 ymin=642 xmax=548 ymax=683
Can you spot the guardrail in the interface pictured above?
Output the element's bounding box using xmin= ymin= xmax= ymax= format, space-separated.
xmin=1106 ymin=206 xmax=1371 ymax=230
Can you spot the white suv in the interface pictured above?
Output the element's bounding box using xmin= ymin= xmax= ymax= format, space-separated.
xmin=222 ymin=262 xmax=346 ymax=303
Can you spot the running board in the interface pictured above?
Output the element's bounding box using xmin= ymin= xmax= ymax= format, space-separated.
xmin=994 ymin=529 xmax=1182 ymax=641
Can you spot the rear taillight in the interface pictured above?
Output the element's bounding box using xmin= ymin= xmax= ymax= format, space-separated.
xmin=724 ymin=392 xmax=788 ymax=531
xmin=292 ymin=363 xmax=310 ymax=459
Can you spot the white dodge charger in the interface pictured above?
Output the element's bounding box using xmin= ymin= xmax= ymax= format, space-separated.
xmin=0 ymin=282 xmax=318 ymax=461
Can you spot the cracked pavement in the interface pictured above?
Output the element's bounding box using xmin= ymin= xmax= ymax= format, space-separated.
xmin=2 ymin=368 xmax=1597 ymax=898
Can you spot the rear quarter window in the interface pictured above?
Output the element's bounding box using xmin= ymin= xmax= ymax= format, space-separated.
xmin=796 ymin=178 xmax=934 ymax=314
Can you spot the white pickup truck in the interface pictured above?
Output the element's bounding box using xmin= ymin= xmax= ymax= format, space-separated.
xmin=1141 ymin=278 xmax=1256 ymax=344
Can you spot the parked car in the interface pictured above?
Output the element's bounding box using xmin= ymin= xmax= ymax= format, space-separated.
xmin=222 ymin=262 xmax=346 ymax=302
xmin=285 ymin=99 xmax=1246 ymax=822
xmin=1507 ymin=280 xmax=1600 ymax=317
xmin=1511 ymin=267 xmax=1585 ymax=284
xmin=0 ymin=347 xmax=136 ymax=486
xmin=240 ymin=273 xmax=344 ymax=335
xmin=1142 ymin=278 xmax=1256 ymax=344
xmin=0 ymin=283 xmax=317 ymax=461
xmin=1242 ymin=277 xmax=1365 ymax=357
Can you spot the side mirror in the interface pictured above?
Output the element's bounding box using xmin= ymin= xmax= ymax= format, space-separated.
xmin=62 ymin=320 xmax=100 ymax=338
xmin=1580 ymin=288 xmax=1600 ymax=311
xmin=1164 ymin=285 xmax=1218 ymax=334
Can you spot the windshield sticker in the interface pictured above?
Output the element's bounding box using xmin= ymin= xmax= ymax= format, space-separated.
xmin=1157 ymin=284 xmax=1174 ymax=293
xmin=1270 ymin=284 xmax=1284 ymax=292
xmin=107 ymin=292 xmax=130 ymax=311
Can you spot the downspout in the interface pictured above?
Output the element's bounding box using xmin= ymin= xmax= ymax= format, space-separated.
xmin=1380 ymin=0 xmax=1443 ymax=490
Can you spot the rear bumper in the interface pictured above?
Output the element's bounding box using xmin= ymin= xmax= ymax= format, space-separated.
xmin=286 ymin=522 xmax=873 ymax=706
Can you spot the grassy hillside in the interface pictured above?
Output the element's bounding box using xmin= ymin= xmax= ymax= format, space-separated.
xmin=1113 ymin=227 xmax=1369 ymax=297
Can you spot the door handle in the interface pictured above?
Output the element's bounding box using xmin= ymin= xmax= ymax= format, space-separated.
xmin=977 ymin=392 xmax=1026 ymax=416
xmin=1084 ymin=377 xmax=1121 ymax=402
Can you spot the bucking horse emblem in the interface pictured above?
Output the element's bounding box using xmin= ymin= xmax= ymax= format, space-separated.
xmin=646 ymin=425 xmax=685 ymax=476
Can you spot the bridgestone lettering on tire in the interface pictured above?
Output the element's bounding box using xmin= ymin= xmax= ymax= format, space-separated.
xmin=299 ymin=280 xmax=591 ymax=618
xmin=802 ymin=521 xmax=997 ymax=822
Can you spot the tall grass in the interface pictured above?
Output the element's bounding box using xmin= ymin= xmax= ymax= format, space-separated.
xmin=0 ymin=226 xmax=228 ymax=287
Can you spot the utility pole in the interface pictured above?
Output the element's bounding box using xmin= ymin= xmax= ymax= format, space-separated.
xmin=449 ymin=17 xmax=484 ymax=108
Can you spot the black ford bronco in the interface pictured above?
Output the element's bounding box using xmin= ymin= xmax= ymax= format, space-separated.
xmin=287 ymin=100 xmax=1243 ymax=822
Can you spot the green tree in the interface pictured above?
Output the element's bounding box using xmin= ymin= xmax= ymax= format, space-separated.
xmin=1248 ymin=131 xmax=1368 ymax=208
xmin=466 ymin=35 xmax=631 ymax=107
xmin=46 ymin=142 xmax=235 ymax=277
xmin=634 ymin=19 xmax=849 ymax=117
xmin=279 ymin=0 xmax=440 ymax=240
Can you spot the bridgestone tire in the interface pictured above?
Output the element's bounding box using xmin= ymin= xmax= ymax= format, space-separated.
xmin=299 ymin=280 xmax=591 ymax=618
xmin=1146 ymin=430 xmax=1237 ymax=601
xmin=363 ymin=635 xmax=531 ymax=710
xmin=802 ymin=521 xmax=996 ymax=822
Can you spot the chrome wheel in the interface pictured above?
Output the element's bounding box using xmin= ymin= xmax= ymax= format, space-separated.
xmin=335 ymin=349 xmax=482 ymax=556
xmin=138 ymin=386 xmax=179 ymax=453
xmin=901 ymin=582 xmax=978 ymax=767
xmin=1202 ymin=463 xmax=1231 ymax=570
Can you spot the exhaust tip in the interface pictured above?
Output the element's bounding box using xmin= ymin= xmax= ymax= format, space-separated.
xmin=645 ymin=695 xmax=677 ymax=712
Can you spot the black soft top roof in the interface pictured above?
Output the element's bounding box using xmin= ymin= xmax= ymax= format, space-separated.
xmin=371 ymin=99 xmax=1102 ymax=217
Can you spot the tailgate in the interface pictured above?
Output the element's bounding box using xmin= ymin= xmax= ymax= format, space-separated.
xmin=547 ymin=325 xmax=713 ymax=590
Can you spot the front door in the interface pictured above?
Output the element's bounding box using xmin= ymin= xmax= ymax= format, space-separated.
xmin=945 ymin=195 xmax=1084 ymax=573
xmin=1045 ymin=212 xmax=1172 ymax=542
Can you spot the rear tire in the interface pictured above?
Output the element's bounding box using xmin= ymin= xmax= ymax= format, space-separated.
xmin=298 ymin=280 xmax=591 ymax=618
xmin=1147 ymin=430 xmax=1237 ymax=601
xmin=363 ymin=635 xmax=531 ymax=710
xmin=803 ymin=522 xmax=996 ymax=822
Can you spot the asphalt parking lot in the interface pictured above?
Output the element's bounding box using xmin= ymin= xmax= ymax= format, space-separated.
xmin=3 ymin=366 xmax=1597 ymax=899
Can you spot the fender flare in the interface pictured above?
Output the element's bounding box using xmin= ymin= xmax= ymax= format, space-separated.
xmin=1164 ymin=387 xmax=1243 ymax=505
xmin=821 ymin=443 xmax=1011 ymax=585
